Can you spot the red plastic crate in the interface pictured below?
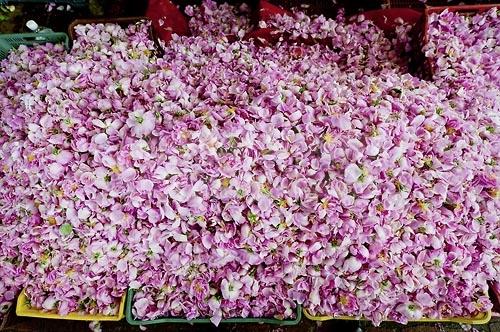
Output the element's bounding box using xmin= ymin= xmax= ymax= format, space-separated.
xmin=360 ymin=8 xmax=422 ymax=33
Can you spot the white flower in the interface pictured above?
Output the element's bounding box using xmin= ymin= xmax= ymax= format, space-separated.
xmin=344 ymin=163 xmax=363 ymax=184
xmin=127 ymin=109 xmax=156 ymax=137
xmin=343 ymin=256 xmax=362 ymax=273
xmin=221 ymin=278 xmax=243 ymax=301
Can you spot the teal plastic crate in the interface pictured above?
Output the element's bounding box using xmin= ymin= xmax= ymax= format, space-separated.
xmin=0 ymin=0 xmax=86 ymax=8
xmin=125 ymin=289 xmax=302 ymax=326
xmin=0 ymin=32 xmax=68 ymax=59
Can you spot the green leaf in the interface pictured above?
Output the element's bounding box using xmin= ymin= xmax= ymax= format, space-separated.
xmin=59 ymin=223 xmax=73 ymax=236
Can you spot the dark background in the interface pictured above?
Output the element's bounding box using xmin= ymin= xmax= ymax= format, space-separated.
xmin=1 ymin=312 xmax=500 ymax=332
xmin=1 ymin=0 xmax=499 ymax=34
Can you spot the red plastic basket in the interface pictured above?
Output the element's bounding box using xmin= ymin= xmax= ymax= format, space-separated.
xmin=360 ymin=8 xmax=422 ymax=33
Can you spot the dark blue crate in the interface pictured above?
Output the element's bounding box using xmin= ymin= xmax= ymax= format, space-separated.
xmin=0 ymin=32 xmax=69 ymax=59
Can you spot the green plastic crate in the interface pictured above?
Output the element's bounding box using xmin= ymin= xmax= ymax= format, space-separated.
xmin=0 ymin=32 xmax=69 ymax=60
xmin=125 ymin=289 xmax=302 ymax=326
xmin=0 ymin=0 xmax=86 ymax=8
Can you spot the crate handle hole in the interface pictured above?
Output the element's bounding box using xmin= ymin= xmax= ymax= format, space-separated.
xmin=22 ymin=36 xmax=48 ymax=42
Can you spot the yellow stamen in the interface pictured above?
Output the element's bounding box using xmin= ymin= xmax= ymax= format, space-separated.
xmin=261 ymin=183 xmax=270 ymax=195
xmin=111 ymin=165 xmax=121 ymax=174
xmin=221 ymin=178 xmax=231 ymax=188
xmin=323 ymin=132 xmax=333 ymax=144
xmin=321 ymin=198 xmax=329 ymax=209
xmin=40 ymin=253 xmax=49 ymax=265
xmin=194 ymin=283 xmax=204 ymax=293
xmin=278 ymin=199 xmax=288 ymax=208
xmin=181 ymin=130 xmax=191 ymax=140
xmin=487 ymin=188 xmax=499 ymax=199
xmin=418 ymin=200 xmax=428 ymax=212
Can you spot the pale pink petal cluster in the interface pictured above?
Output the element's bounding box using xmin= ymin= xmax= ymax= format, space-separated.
xmin=0 ymin=1 xmax=498 ymax=327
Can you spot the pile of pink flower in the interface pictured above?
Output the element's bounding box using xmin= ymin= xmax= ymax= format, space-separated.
xmin=424 ymin=8 xmax=499 ymax=82
xmin=0 ymin=0 xmax=498 ymax=326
